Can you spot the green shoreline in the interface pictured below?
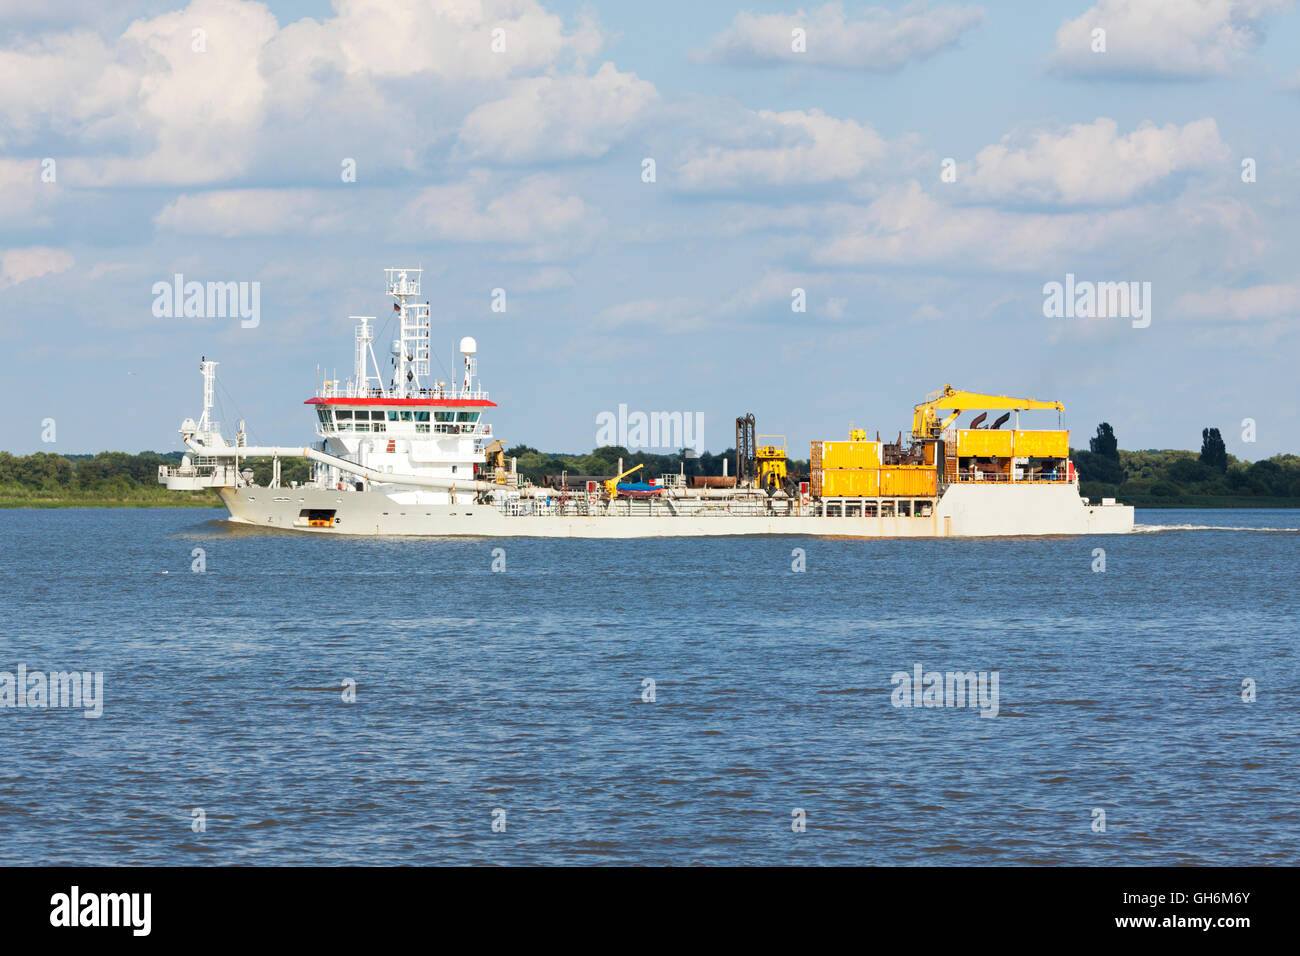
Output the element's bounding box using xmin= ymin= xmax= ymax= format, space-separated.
xmin=1119 ymin=497 xmax=1300 ymax=508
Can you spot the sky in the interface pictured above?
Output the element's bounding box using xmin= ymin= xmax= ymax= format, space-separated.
xmin=1 ymin=0 xmax=1298 ymax=459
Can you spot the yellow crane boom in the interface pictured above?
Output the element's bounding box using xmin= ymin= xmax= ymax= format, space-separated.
xmin=911 ymin=385 xmax=1064 ymax=440
xmin=604 ymin=462 xmax=644 ymax=498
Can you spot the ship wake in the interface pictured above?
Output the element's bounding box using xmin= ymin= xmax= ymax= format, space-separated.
xmin=1133 ymin=523 xmax=1300 ymax=533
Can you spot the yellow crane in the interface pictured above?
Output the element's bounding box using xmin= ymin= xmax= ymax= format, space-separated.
xmin=911 ymin=385 xmax=1064 ymax=441
xmin=604 ymin=462 xmax=644 ymax=498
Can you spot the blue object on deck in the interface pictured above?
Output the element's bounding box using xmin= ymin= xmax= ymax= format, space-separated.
xmin=617 ymin=482 xmax=660 ymax=492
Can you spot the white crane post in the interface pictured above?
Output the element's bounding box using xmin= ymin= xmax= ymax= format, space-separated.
xmin=198 ymin=360 xmax=218 ymax=431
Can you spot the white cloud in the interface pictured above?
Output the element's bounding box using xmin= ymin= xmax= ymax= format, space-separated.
xmin=0 ymin=0 xmax=613 ymax=183
xmin=154 ymin=189 xmax=353 ymax=237
xmin=0 ymin=158 xmax=61 ymax=222
xmin=0 ymin=1 xmax=173 ymax=28
xmin=962 ymin=117 xmax=1230 ymax=204
xmin=456 ymin=62 xmax=658 ymax=162
xmin=816 ymin=180 xmax=1153 ymax=271
xmin=0 ymin=1 xmax=280 ymax=180
xmin=1173 ymin=282 xmax=1300 ymax=319
xmin=594 ymin=270 xmax=859 ymax=334
xmin=697 ymin=1 xmax=986 ymax=70
xmin=0 ymin=30 xmax=129 ymax=147
xmin=514 ymin=267 xmax=577 ymax=292
xmin=319 ymin=0 xmax=586 ymax=81
xmin=594 ymin=296 xmax=706 ymax=332
xmin=0 ymin=246 xmax=74 ymax=290
xmin=412 ymin=172 xmax=588 ymax=242
xmin=1049 ymin=0 xmax=1291 ymax=79
xmin=676 ymin=108 xmax=886 ymax=190
xmin=1172 ymin=281 xmax=1300 ymax=345
xmin=153 ymin=173 xmax=592 ymax=246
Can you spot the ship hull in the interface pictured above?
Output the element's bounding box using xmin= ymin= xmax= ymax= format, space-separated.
xmin=218 ymin=483 xmax=1133 ymax=538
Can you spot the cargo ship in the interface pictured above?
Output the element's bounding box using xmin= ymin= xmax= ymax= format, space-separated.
xmin=158 ymin=267 xmax=1133 ymax=537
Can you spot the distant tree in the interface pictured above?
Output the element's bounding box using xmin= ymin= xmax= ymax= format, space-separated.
xmin=1246 ymin=458 xmax=1284 ymax=495
xmin=1166 ymin=456 xmax=1211 ymax=485
xmin=1072 ymin=449 xmax=1124 ymax=486
xmin=1200 ymin=427 xmax=1227 ymax=471
xmin=1089 ymin=422 xmax=1118 ymax=459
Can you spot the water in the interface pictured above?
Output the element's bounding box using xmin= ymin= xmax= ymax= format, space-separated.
xmin=1 ymin=507 xmax=1296 ymax=865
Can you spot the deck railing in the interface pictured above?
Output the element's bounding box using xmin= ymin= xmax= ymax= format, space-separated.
xmin=948 ymin=471 xmax=1074 ymax=484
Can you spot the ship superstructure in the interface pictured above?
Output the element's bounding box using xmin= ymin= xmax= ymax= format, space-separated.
xmin=159 ymin=268 xmax=1133 ymax=537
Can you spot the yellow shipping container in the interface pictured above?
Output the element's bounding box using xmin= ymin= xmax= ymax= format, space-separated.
xmin=955 ymin=429 xmax=1014 ymax=458
xmin=879 ymin=466 xmax=938 ymax=497
xmin=819 ymin=469 xmax=880 ymax=497
xmin=817 ymin=440 xmax=881 ymax=470
xmin=1012 ymin=430 xmax=1069 ymax=458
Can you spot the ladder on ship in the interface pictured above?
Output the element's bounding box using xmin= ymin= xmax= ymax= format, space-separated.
xmin=942 ymin=430 xmax=958 ymax=488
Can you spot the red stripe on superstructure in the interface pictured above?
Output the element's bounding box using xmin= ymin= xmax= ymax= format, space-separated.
xmin=305 ymin=397 xmax=497 ymax=407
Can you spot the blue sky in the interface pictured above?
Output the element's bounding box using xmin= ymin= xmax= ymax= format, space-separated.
xmin=2 ymin=0 xmax=1298 ymax=458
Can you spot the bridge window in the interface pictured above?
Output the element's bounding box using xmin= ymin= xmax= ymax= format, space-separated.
xmin=456 ymin=411 xmax=480 ymax=423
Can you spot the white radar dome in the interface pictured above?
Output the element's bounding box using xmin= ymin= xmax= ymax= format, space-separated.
xmin=459 ymin=336 xmax=477 ymax=355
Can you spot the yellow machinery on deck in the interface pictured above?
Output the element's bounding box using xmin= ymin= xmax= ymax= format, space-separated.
xmin=756 ymin=436 xmax=788 ymax=493
xmin=483 ymin=439 xmax=508 ymax=483
xmin=810 ymin=385 xmax=1071 ymax=499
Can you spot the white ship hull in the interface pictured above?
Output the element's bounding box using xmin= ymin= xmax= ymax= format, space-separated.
xmin=219 ymin=482 xmax=1133 ymax=538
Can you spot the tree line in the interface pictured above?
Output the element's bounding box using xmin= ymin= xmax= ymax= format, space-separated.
xmin=0 ymin=450 xmax=310 ymax=498
xmin=1072 ymin=423 xmax=1300 ymax=501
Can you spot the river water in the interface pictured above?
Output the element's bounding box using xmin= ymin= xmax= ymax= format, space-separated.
xmin=1 ymin=507 xmax=1296 ymax=864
